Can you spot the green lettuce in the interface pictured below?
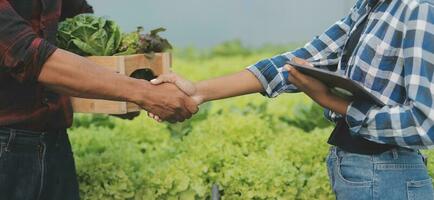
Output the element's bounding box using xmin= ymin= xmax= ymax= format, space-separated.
xmin=116 ymin=27 xmax=173 ymax=56
xmin=57 ymin=14 xmax=122 ymax=56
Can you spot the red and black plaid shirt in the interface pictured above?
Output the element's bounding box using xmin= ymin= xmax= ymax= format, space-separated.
xmin=0 ymin=0 xmax=93 ymax=131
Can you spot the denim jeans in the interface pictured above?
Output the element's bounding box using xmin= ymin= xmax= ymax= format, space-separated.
xmin=0 ymin=128 xmax=79 ymax=200
xmin=327 ymin=146 xmax=434 ymax=200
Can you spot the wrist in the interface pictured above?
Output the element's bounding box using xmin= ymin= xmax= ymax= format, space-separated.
xmin=191 ymin=94 xmax=205 ymax=105
xmin=308 ymin=90 xmax=331 ymax=108
xmin=319 ymin=90 xmax=335 ymax=106
xmin=127 ymin=79 xmax=152 ymax=105
xmin=193 ymin=82 xmax=209 ymax=105
xmin=322 ymin=92 xmax=350 ymax=115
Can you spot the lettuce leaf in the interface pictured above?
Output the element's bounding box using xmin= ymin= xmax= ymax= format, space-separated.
xmin=57 ymin=14 xmax=122 ymax=56
xmin=116 ymin=27 xmax=173 ymax=55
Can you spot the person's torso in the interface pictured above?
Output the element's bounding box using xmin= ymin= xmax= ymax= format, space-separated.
xmin=338 ymin=0 xmax=418 ymax=106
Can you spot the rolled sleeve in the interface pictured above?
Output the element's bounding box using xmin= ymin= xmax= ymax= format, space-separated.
xmin=12 ymin=38 xmax=57 ymax=83
xmin=0 ymin=0 xmax=57 ymax=83
xmin=247 ymin=54 xmax=298 ymax=98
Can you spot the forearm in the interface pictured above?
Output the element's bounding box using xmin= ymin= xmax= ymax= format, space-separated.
xmin=194 ymin=70 xmax=263 ymax=104
xmin=38 ymin=49 xmax=148 ymax=103
xmin=318 ymin=93 xmax=350 ymax=116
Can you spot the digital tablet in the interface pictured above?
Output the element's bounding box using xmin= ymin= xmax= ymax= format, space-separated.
xmin=286 ymin=61 xmax=385 ymax=106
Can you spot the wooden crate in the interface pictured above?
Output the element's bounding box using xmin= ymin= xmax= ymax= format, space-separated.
xmin=70 ymin=53 xmax=171 ymax=114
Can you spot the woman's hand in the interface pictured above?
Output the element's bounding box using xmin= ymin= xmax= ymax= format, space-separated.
xmin=150 ymin=73 xmax=204 ymax=104
xmin=286 ymin=58 xmax=350 ymax=115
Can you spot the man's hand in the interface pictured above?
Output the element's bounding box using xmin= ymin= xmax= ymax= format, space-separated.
xmin=133 ymin=82 xmax=199 ymax=123
xmin=147 ymin=73 xmax=202 ymax=122
xmin=286 ymin=58 xmax=350 ymax=115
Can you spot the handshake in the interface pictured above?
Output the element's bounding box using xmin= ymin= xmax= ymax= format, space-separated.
xmin=131 ymin=58 xmax=333 ymax=123
xmin=134 ymin=73 xmax=202 ymax=123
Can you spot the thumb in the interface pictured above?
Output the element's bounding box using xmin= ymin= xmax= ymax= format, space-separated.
xmin=293 ymin=57 xmax=313 ymax=67
xmin=150 ymin=78 xmax=162 ymax=85
xmin=150 ymin=73 xmax=176 ymax=85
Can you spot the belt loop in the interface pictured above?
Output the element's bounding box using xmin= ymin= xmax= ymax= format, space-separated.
xmin=5 ymin=129 xmax=16 ymax=152
xmin=329 ymin=146 xmax=335 ymax=155
xmin=333 ymin=146 xmax=340 ymax=158
xmin=392 ymin=148 xmax=398 ymax=160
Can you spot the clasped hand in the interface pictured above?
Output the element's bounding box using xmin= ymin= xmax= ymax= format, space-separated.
xmin=131 ymin=80 xmax=199 ymax=123
xmin=147 ymin=73 xmax=203 ymax=122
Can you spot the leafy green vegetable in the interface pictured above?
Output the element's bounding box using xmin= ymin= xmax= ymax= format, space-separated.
xmin=57 ymin=14 xmax=172 ymax=56
xmin=116 ymin=27 xmax=173 ymax=55
xmin=115 ymin=28 xmax=141 ymax=56
xmin=57 ymin=14 xmax=122 ymax=56
xmin=141 ymin=27 xmax=173 ymax=53
xmin=70 ymin=112 xmax=335 ymax=199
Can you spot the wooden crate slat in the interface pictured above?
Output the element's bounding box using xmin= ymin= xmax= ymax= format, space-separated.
xmin=70 ymin=98 xmax=128 ymax=114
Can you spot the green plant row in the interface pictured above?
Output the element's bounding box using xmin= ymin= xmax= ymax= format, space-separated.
xmin=70 ymin=112 xmax=335 ymax=200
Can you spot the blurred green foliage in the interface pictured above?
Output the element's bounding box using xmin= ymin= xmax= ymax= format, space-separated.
xmin=70 ymin=112 xmax=334 ymax=200
xmin=172 ymin=39 xmax=300 ymax=61
xmin=71 ymin=114 xmax=116 ymax=130
xmin=280 ymin=103 xmax=333 ymax=132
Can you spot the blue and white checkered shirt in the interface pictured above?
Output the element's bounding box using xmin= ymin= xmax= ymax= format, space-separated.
xmin=247 ymin=0 xmax=434 ymax=149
